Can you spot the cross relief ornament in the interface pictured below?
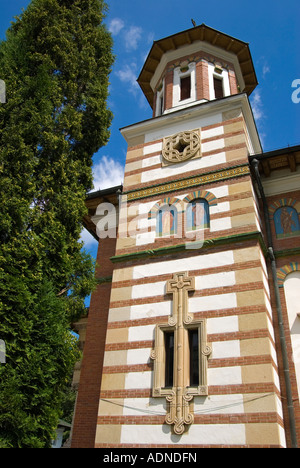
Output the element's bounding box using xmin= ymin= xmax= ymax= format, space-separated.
xmin=151 ymin=272 xmax=211 ymax=435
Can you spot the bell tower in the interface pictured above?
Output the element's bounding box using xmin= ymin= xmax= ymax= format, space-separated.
xmin=138 ymin=23 xmax=257 ymax=117
xmin=73 ymin=24 xmax=290 ymax=448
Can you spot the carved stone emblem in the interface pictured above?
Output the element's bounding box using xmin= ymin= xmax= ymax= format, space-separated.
xmin=162 ymin=130 xmax=201 ymax=164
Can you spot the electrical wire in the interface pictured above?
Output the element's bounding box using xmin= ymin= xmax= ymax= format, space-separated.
xmin=100 ymin=392 xmax=275 ymax=417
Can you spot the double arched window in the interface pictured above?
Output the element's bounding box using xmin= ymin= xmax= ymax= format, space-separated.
xmin=149 ymin=191 xmax=217 ymax=239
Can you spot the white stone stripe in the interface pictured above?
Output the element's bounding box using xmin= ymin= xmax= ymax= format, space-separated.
xmin=143 ymin=142 xmax=162 ymax=155
xmin=122 ymin=398 xmax=165 ymax=416
xmin=212 ymin=340 xmax=240 ymax=359
xmin=208 ymin=366 xmax=242 ymax=386
xmin=121 ymin=394 xmax=245 ymax=416
xmin=126 ymin=315 xmax=239 ymax=344
xmin=120 ymin=423 xmax=246 ymax=445
xmin=129 ymin=301 xmax=171 ymax=320
xmin=142 ymin=155 xmax=161 ymax=168
xmin=121 ymin=338 xmax=240 ymax=367
xmin=127 ymin=292 xmax=236 ymax=321
xmin=210 ymin=216 xmax=231 ymax=232
xmin=125 ymin=371 xmax=152 ymax=390
xmin=194 ymin=394 xmax=244 ymax=414
xmin=201 ymin=125 xmax=224 ymax=139
xmin=207 ymin=315 xmax=239 ymax=334
xmin=189 ymin=293 xmax=237 ymax=313
xmin=131 ymin=271 xmax=236 ymax=299
xmin=133 ymin=250 xmax=234 ymax=279
xmin=202 ymin=138 xmax=225 ymax=153
xmin=128 ymin=324 xmax=156 ymax=342
xmin=127 ymin=348 xmax=151 ymax=365
xmin=141 ymin=152 xmax=226 ymax=184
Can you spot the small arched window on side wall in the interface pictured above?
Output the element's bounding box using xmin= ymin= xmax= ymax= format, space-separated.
xmin=269 ymin=199 xmax=300 ymax=240
xmin=186 ymin=198 xmax=210 ymax=231
xmin=274 ymin=206 xmax=300 ymax=239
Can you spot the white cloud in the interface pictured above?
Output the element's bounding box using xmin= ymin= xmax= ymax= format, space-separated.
xmin=250 ymin=89 xmax=264 ymax=122
xmin=115 ymin=63 xmax=139 ymax=95
xmin=92 ymin=155 xmax=124 ymax=191
xmin=250 ymin=89 xmax=266 ymax=148
xmin=80 ymin=155 xmax=124 ymax=251
xmin=109 ymin=20 xmax=143 ymax=52
xmin=108 ymin=18 xmax=125 ymax=35
xmin=262 ymin=64 xmax=270 ymax=78
xmin=124 ymin=26 xmax=142 ymax=51
xmin=80 ymin=227 xmax=98 ymax=250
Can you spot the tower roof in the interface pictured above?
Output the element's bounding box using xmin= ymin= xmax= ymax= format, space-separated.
xmin=137 ymin=23 xmax=258 ymax=108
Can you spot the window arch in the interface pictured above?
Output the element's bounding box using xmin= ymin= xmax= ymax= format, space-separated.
xmin=172 ymin=62 xmax=196 ymax=109
xmin=148 ymin=197 xmax=183 ymax=238
xmin=186 ymin=198 xmax=210 ymax=231
xmin=183 ymin=189 xmax=217 ymax=232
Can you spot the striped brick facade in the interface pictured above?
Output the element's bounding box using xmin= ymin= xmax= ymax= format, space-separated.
xmin=91 ymin=91 xmax=287 ymax=446
xmin=71 ymin=25 xmax=300 ymax=448
xmin=96 ymin=243 xmax=285 ymax=447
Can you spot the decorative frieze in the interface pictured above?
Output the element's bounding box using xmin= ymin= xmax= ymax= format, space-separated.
xmin=124 ymin=164 xmax=250 ymax=202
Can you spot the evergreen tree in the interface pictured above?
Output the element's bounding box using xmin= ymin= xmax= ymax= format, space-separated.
xmin=0 ymin=0 xmax=114 ymax=447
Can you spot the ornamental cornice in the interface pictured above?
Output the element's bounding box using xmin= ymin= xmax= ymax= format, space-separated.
xmin=123 ymin=164 xmax=250 ymax=202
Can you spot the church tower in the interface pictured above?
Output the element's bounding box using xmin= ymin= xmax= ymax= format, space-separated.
xmin=72 ymin=24 xmax=293 ymax=448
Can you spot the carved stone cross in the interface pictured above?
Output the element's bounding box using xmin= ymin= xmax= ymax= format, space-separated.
xmin=151 ymin=272 xmax=211 ymax=435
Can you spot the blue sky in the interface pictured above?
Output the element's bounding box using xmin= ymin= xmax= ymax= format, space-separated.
xmin=1 ymin=0 xmax=299 ymax=259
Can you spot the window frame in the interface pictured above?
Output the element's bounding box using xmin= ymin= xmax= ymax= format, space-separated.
xmin=213 ymin=76 xmax=224 ymax=99
xmin=207 ymin=62 xmax=230 ymax=100
xmin=186 ymin=198 xmax=210 ymax=231
xmin=172 ymin=62 xmax=196 ymax=109
xmin=151 ymin=319 xmax=210 ymax=397
xmin=155 ymin=80 xmax=165 ymax=117
xmin=180 ymin=75 xmax=191 ymax=101
xmin=164 ymin=330 xmax=175 ymax=388
xmin=156 ymin=205 xmax=178 ymax=238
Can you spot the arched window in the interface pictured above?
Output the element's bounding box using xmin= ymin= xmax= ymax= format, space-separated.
xmin=283 ymin=271 xmax=300 ymax=397
xmin=156 ymin=205 xmax=177 ymax=237
xmin=186 ymin=198 xmax=210 ymax=231
xmin=274 ymin=206 xmax=300 ymax=239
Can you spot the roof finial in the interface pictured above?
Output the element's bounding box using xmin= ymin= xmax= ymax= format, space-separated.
xmin=191 ymin=19 xmax=197 ymax=27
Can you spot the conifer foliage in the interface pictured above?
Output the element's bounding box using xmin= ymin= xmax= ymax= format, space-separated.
xmin=0 ymin=0 xmax=114 ymax=447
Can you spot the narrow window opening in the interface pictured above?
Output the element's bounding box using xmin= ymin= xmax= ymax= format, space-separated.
xmin=180 ymin=75 xmax=191 ymax=101
xmin=213 ymin=76 xmax=224 ymax=99
xmin=189 ymin=329 xmax=199 ymax=386
xmin=164 ymin=331 xmax=174 ymax=387
xmin=159 ymin=95 xmax=164 ymax=115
